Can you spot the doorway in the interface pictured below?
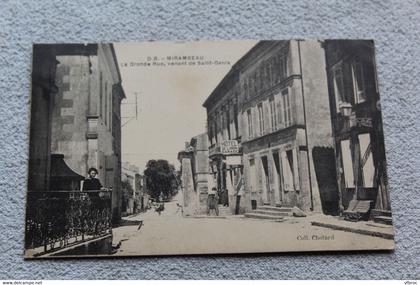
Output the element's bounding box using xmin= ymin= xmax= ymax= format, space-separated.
xmin=272 ymin=152 xmax=283 ymax=204
xmin=261 ymin=156 xmax=270 ymax=204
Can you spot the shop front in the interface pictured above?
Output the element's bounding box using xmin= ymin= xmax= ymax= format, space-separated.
xmin=208 ymin=140 xmax=244 ymax=214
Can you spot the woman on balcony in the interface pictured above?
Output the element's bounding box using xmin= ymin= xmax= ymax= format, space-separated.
xmin=82 ymin=167 xmax=103 ymax=191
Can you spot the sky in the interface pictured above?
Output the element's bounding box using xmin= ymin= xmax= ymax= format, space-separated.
xmin=114 ymin=40 xmax=256 ymax=173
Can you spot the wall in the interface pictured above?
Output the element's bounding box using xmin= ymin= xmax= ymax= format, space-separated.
xmin=51 ymin=55 xmax=91 ymax=176
xmin=299 ymin=39 xmax=335 ymax=212
xmin=27 ymin=46 xmax=56 ymax=191
xmin=239 ymin=41 xmax=326 ymax=212
xmin=1 ymin=0 xmax=419 ymax=279
xmin=192 ymin=133 xmax=210 ymax=215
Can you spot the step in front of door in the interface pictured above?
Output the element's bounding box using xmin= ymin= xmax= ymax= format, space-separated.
xmin=257 ymin=205 xmax=293 ymax=213
xmin=373 ymin=215 xmax=393 ymax=225
xmin=244 ymin=212 xmax=284 ymax=220
xmin=371 ymin=209 xmax=392 ymax=217
xmin=252 ymin=210 xmax=291 ymax=217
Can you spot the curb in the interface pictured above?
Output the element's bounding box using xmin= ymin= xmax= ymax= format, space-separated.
xmin=311 ymin=221 xmax=394 ymax=240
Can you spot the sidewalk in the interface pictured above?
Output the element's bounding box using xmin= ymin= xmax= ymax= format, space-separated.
xmin=310 ymin=214 xmax=394 ymax=240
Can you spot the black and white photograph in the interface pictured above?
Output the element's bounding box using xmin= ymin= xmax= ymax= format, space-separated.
xmin=25 ymin=40 xmax=394 ymax=258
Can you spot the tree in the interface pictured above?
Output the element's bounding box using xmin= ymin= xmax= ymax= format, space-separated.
xmin=144 ymin=159 xmax=178 ymax=201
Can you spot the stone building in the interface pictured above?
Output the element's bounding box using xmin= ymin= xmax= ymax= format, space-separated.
xmin=121 ymin=162 xmax=149 ymax=214
xmin=204 ymin=40 xmax=338 ymax=214
xmin=136 ymin=174 xmax=150 ymax=212
xmin=27 ymin=43 xmax=125 ymax=223
xmin=203 ymin=69 xmax=244 ymax=214
xmin=324 ymin=40 xmax=391 ymax=221
xmin=177 ymin=133 xmax=210 ymax=216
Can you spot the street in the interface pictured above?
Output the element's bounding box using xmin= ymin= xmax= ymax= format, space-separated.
xmin=112 ymin=194 xmax=394 ymax=256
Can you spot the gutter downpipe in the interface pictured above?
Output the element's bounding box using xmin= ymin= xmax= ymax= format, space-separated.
xmin=297 ymin=40 xmax=314 ymax=211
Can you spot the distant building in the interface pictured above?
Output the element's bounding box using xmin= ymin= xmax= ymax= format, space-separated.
xmin=204 ymin=40 xmax=338 ymax=214
xmin=178 ymin=134 xmax=210 ymax=216
xmin=135 ymin=173 xmax=150 ymax=212
xmin=28 ymin=43 xmax=125 ymax=223
xmin=324 ymin=40 xmax=391 ymax=219
xmin=121 ymin=162 xmax=140 ymax=215
xmin=121 ymin=163 xmax=150 ymax=214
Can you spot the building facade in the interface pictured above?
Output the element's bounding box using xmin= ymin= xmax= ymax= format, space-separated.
xmin=121 ymin=162 xmax=149 ymax=214
xmin=136 ymin=174 xmax=150 ymax=212
xmin=204 ymin=40 xmax=339 ymax=214
xmin=178 ymin=134 xmax=211 ymax=216
xmin=324 ymin=40 xmax=391 ymax=215
xmin=122 ymin=162 xmax=139 ymax=215
xmin=28 ymin=43 xmax=125 ymax=223
xmin=203 ymin=69 xmax=243 ymax=214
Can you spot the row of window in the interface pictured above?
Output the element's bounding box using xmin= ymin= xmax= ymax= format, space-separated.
xmin=248 ymin=148 xmax=300 ymax=196
xmin=208 ymin=86 xmax=293 ymax=145
xmin=246 ymin=88 xmax=292 ymax=140
xmin=208 ymin=104 xmax=239 ymax=145
xmin=242 ymin=53 xmax=288 ymax=101
xmin=247 ymin=134 xmax=376 ymax=195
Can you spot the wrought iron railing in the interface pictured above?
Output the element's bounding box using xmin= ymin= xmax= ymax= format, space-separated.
xmin=25 ymin=190 xmax=112 ymax=255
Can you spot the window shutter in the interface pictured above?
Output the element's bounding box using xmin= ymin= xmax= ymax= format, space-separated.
xmin=252 ymin=106 xmax=258 ymax=138
xmin=263 ymin=100 xmax=270 ymax=135
xmin=275 ymin=92 xmax=283 ymax=129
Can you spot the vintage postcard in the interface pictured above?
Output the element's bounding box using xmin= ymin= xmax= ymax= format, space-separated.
xmin=25 ymin=40 xmax=394 ymax=258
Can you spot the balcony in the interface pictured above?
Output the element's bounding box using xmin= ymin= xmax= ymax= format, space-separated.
xmin=25 ymin=189 xmax=112 ymax=257
xmin=335 ymin=102 xmax=375 ymax=135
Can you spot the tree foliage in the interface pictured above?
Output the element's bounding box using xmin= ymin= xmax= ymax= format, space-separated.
xmin=144 ymin=159 xmax=178 ymax=201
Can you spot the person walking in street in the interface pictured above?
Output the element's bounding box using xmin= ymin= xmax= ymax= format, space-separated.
xmin=155 ymin=202 xmax=165 ymax=215
xmin=82 ymin=167 xmax=103 ymax=191
xmin=207 ymin=187 xmax=219 ymax=216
